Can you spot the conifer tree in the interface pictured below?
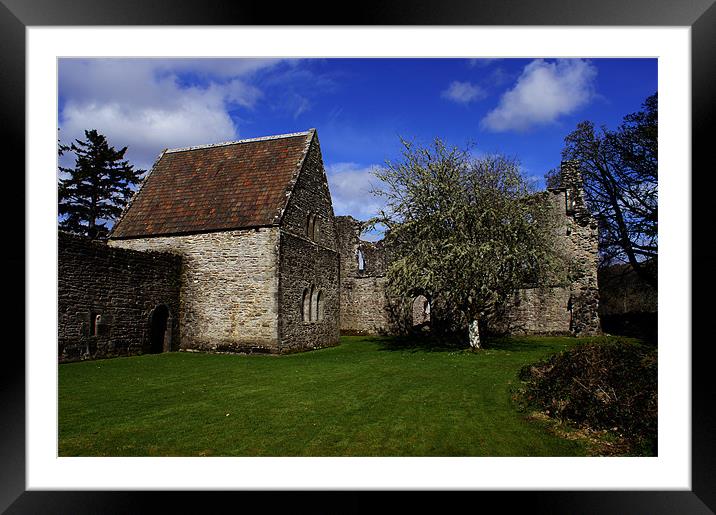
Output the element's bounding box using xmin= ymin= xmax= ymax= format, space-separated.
xmin=58 ymin=129 xmax=145 ymax=238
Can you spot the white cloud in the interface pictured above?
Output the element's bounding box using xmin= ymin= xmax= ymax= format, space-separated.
xmin=441 ymin=81 xmax=486 ymax=104
xmin=58 ymin=59 xmax=279 ymax=169
xmin=467 ymin=58 xmax=499 ymax=68
xmin=325 ymin=162 xmax=387 ymax=221
xmin=292 ymin=95 xmax=311 ymax=119
xmin=481 ymin=59 xmax=597 ymax=132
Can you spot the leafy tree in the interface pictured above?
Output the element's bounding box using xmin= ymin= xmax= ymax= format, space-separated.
xmin=548 ymin=93 xmax=657 ymax=287
xmin=58 ymin=129 xmax=145 ymax=238
xmin=371 ymin=138 xmax=565 ymax=349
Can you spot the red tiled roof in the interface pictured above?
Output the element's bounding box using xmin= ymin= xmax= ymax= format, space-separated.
xmin=110 ymin=130 xmax=314 ymax=238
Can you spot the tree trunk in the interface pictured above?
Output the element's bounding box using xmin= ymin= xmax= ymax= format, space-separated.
xmin=469 ymin=319 xmax=481 ymax=349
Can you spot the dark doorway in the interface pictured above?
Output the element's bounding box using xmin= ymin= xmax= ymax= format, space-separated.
xmin=149 ymin=305 xmax=171 ymax=354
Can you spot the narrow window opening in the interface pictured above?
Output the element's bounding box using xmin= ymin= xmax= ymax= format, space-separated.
xmin=357 ymin=249 xmax=365 ymax=271
xmin=316 ymin=290 xmax=324 ymax=321
xmin=309 ymin=285 xmax=315 ymax=321
xmin=311 ymin=287 xmax=319 ymax=322
xmin=306 ymin=214 xmax=312 ymax=238
xmin=565 ymin=189 xmax=575 ymax=214
xmin=302 ymin=288 xmax=311 ymax=322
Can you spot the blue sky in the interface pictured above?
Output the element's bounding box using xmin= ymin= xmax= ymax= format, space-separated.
xmin=58 ymin=58 xmax=657 ymax=230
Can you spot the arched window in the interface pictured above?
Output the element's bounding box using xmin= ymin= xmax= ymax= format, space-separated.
xmin=302 ymin=288 xmax=311 ymax=322
xmin=306 ymin=213 xmax=318 ymax=241
xmin=311 ymin=287 xmax=319 ymax=322
xmin=357 ymin=248 xmax=365 ymax=271
xmin=565 ymin=189 xmax=575 ymax=214
xmin=316 ymin=290 xmax=324 ymax=321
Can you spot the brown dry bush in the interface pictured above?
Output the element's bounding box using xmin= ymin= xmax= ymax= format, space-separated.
xmin=518 ymin=337 xmax=657 ymax=455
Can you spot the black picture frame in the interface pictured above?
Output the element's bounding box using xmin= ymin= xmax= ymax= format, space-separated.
xmin=3 ymin=1 xmax=713 ymax=513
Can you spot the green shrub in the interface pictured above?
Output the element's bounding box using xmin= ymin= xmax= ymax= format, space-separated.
xmin=518 ymin=337 xmax=657 ymax=455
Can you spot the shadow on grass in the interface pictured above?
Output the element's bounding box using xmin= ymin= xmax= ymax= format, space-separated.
xmin=369 ymin=332 xmax=568 ymax=353
xmin=483 ymin=337 xmax=568 ymax=352
xmin=375 ymin=333 xmax=467 ymax=352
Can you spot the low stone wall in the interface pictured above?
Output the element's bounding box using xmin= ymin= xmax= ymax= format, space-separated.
xmin=109 ymin=228 xmax=281 ymax=353
xmin=341 ymin=276 xmax=392 ymax=335
xmin=58 ymin=231 xmax=182 ymax=363
xmin=278 ymin=231 xmax=340 ymax=351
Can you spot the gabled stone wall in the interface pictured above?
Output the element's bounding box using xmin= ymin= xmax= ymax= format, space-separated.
xmin=280 ymin=133 xmax=338 ymax=250
xmin=58 ymin=231 xmax=181 ymax=362
xmin=276 ymin=131 xmax=341 ymax=351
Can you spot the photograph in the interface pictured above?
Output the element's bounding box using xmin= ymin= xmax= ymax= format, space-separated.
xmin=6 ymin=6 xmax=710 ymax=510
xmin=56 ymin=57 xmax=658 ymax=458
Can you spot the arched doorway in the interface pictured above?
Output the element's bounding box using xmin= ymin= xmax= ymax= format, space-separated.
xmin=149 ymin=304 xmax=171 ymax=353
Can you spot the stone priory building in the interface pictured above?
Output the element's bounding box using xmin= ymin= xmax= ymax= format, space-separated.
xmin=58 ymin=129 xmax=600 ymax=362
xmin=107 ymin=129 xmax=341 ymax=355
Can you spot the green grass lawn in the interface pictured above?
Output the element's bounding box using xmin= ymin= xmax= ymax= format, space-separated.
xmin=59 ymin=335 xmax=594 ymax=457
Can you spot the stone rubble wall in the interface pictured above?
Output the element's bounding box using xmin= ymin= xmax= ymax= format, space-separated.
xmin=553 ymin=161 xmax=601 ymax=335
xmin=335 ymin=216 xmax=393 ymax=335
xmin=335 ymin=161 xmax=601 ymax=337
xmin=58 ymin=231 xmax=182 ymax=362
xmin=278 ymin=231 xmax=340 ymax=351
xmin=109 ymin=228 xmax=281 ymax=353
xmin=499 ymin=286 xmax=573 ymax=335
xmin=280 ymin=134 xmax=338 ymax=250
xmin=497 ymin=181 xmax=600 ymax=336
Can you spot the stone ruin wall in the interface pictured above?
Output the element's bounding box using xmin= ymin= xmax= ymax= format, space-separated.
xmin=109 ymin=228 xmax=282 ymax=353
xmin=335 ymin=216 xmax=393 ymax=335
xmin=335 ymin=161 xmax=601 ymax=337
xmin=545 ymin=161 xmax=601 ymax=336
xmin=58 ymin=231 xmax=182 ymax=363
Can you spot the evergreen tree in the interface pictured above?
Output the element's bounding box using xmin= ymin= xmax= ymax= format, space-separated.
xmin=58 ymin=129 xmax=145 ymax=238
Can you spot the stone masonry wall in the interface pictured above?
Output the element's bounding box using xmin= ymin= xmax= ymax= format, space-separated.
xmin=499 ymin=287 xmax=572 ymax=335
xmin=552 ymin=161 xmax=601 ymax=335
xmin=335 ymin=161 xmax=601 ymax=337
xmin=280 ymin=133 xmax=338 ymax=250
xmin=493 ymin=161 xmax=601 ymax=335
xmin=109 ymin=228 xmax=281 ymax=353
xmin=278 ymin=232 xmax=340 ymax=351
xmin=58 ymin=231 xmax=182 ymax=363
xmin=336 ymin=216 xmax=393 ymax=335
